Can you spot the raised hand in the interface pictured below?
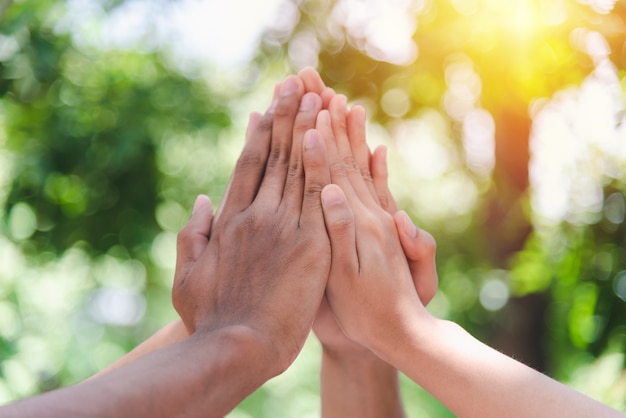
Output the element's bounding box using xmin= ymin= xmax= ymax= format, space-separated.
xmin=306 ymin=84 xmax=435 ymax=417
xmin=316 ymin=97 xmax=429 ymax=357
xmin=172 ymin=75 xmax=332 ymax=373
xmin=314 ymin=89 xmax=625 ymax=418
xmin=298 ymin=67 xmax=438 ymax=306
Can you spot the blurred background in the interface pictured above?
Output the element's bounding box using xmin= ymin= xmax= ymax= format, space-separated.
xmin=1 ymin=0 xmax=626 ymax=416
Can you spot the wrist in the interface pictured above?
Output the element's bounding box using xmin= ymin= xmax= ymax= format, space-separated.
xmin=192 ymin=324 xmax=282 ymax=383
xmin=367 ymin=305 xmax=440 ymax=367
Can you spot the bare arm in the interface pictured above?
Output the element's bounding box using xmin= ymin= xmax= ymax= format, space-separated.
xmin=316 ymin=297 xmax=405 ymax=418
xmin=3 ymin=327 xmax=275 ymax=418
xmin=384 ymin=316 xmax=625 ymax=418
xmin=90 ymin=320 xmax=188 ymax=379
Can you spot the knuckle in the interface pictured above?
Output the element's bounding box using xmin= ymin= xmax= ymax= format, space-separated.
xmin=241 ymin=210 xmax=262 ymax=231
xmin=303 ymin=182 xmax=325 ymax=203
xmin=256 ymin=114 xmax=273 ymax=132
xmin=237 ymin=148 xmax=265 ymax=170
xmin=330 ymin=215 xmax=354 ymax=237
xmin=360 ymin=167 xmax=374 ymax=184
xmin=303 ymin=149 xmax=326 ymax=170
xmin=287 ymin=159 xmax=303 ymax=181
xmin=329 ymin=160 xmax=347 ymax=177
xmin=341 ymin=155 xmax=360 ymax=174
xmin=334 ymin=116 xmax=347 ymax=132
xmin=273 ymin=100 xmax=294 ymax=118
xmin=266 ymin=144 xmax=290 ymax=169
xmin=377 ymin=191 xmax=390 ymax=211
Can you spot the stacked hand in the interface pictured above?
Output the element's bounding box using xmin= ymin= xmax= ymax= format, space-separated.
xmin=167 ymin=70 xmax=439 ymax=417
xmin=172 ymin=75 xmax=337 ymax=373
xmin=296 ymin=68 xmax=437 ymax=356
xmin=172 ymin=70 xmax=439 ymax=366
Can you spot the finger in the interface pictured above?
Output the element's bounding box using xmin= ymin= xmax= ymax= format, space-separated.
xmin=284 ymin=93 xmax=323 ymax=212
xmin=215 ymin=84 xmax=280 ymax=222
xmin=245 ymin=112 xmax=263 ymax=143
xmin=371 ymin=145 xmax=399 ymax=214
xmin=393 ymin=211 xmax=438 ymax=305
xmin=256 ymin=75 xmax=305 ymax=206
xmin=320 ymin=184 xmax=358 ymax=275
xmin=176 ymin=195 xmax=214 ymax=268
xmin=321 ymin=87 xmax=335 ymax=109
xmin=214 ymin=112 xmax=264 ymax=226
xmin=299 ymin=67 xmax=326 ymax=95
xmin=218 ymin=101 xmax=275 ymax=216
xmin=329 ymin=95 xmax=376 ymax=207
xmin=299 ymin=129 xmax=330 ymax=226
xmin=347 ymin=105 xmax=378 ymax=202
xmin=267 ymin=82 xmax=282 ymax=114
xmin=316 ymin=109 xmax=356 ymax=201
xmin=298 ymin=67 xmax=335 ymax=108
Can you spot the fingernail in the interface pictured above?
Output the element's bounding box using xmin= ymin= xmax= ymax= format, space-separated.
xmin=300 ymin=93 xmax=317 ymax=111
xmin=353 ymin=105 xmax=366 ymax=124
xmin=192 ymin=195 xmax=211 ymax=215
xmin=280 ymin=78 xmax=298 ymax=96
xmin=401 ymin=211 xmax=418 ymax=239
xmin=304 ymin=130 xmax=320 ymax=150
xmin=322 ymin=185 xmax=345 ymax=207
xmin=317 ymin=110 xmax=331 ymax=127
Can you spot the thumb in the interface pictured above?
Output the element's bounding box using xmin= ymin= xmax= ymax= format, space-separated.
xmin=321 ymin=184 xmax=358 ymax=275
xmin=393 ymin=210 xmax=438 ymax=305
xmin=177 ymin=195 xmax=214 ymax=265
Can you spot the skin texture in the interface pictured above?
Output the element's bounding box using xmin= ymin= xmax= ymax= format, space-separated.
xmin=0 ymin=75 xmax=337 ymax=418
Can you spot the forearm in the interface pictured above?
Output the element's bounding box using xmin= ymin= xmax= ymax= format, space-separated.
xmin=2 ymin=326 xmax=275 ymax=418
xmin=320 ymin=348 xmax=405 ymax=418
xmin=91 ymin=320 xmax=189 ymax=379
xmin=387 ymin=316 xmax=623 ymax=418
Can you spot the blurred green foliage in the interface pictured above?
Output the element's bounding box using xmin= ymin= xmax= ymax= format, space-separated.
xmin=1 ymin=0 xmax=626 ymax=416
xmin=0 ymin=0 xmax=233 ymax=403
